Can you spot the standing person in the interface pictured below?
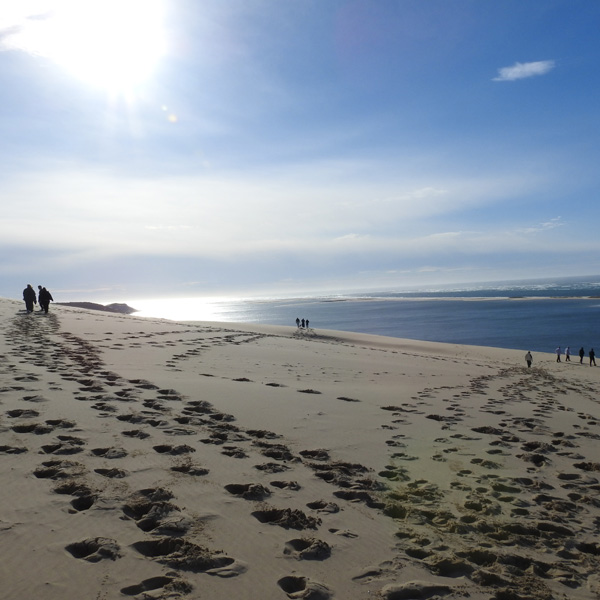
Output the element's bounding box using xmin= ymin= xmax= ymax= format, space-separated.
xmin=525 ymin=351 xmax=533 ymax=368
xmin=590 ymin=348 xmax=596 ymax=366
xmin=301 ymin=318 xmax=305 ymax=328
xmin=555 ymin=347 xmax=561 ymax=362
xmin=38 ymin=287 xmax=54 ymax=314
xmin=565 ymin=347 xmax=571 ymax=362
xmin=579 ymin=347 xmax=585 ymax=364
xmin=23 ymin=284 xmax=37 ymax=313
xmin=295 ymin=317 xmax=300 ymax=328
xmin=37 ymin=285 xmax=44 ymax=311
xmin=306 ymin=319 xmax=309 ymax=329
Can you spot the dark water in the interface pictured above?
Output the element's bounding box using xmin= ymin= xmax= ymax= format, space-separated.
xmin=132 ymin=276 xmax=600 ymax=353
xmin=206 ymin=297 xmax=599 ymax=353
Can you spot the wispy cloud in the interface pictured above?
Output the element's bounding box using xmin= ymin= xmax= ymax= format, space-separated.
xmin=516 ymin=217 xmax=563 ymax=234
xmin=493 ymin=60 xmax=555 ymax=82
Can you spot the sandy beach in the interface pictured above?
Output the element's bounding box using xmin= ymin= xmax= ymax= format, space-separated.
xmin=1 ymin=297 xmax=599 ymax=600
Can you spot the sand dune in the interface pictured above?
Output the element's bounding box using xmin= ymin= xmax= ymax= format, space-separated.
xmin=1 ymin=297 xmax=599 ymax=600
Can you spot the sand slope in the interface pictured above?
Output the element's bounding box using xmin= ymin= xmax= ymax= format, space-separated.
xmin=1 ymin=297 xmax=599 ymax=600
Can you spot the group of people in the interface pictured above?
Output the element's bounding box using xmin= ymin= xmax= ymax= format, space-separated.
xmin=295 ymin=317 xmax=310 ymax=329
xmin=525 ymin=346 xmax=597 ymax=368
xmin=23 ymin=284 xmax=54 ymax=314
xmin=555 ymin=346 xmax=596 ymax=366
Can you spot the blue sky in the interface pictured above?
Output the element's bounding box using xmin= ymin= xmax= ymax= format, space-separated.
xmin=1 ymin=0 xmax=599 ymax=302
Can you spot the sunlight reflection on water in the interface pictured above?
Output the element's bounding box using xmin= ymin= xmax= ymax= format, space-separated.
xmin=127 ymin=297 xmax=234 ymax=322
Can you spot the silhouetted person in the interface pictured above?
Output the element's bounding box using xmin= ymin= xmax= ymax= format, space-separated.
xmin=301 ymin=318 xmax=305 ymax=328
xmin=37 ymin=285 xmax=43 ymax=311
xmin=555 ymin=347 xmax=561 ymax=362
xmin=23 ymin=284 xmax=37 ymax=313
xmin=579 ymin=347 xmax=585 ymax=364
xmin=565 ymin=346 xmax=571 ymax=362
xmin=306 ymin=319 xmax=309 ymax=329
xmin=296 ymin=317 xmax=300 ymax=328
xmin=525 ymin=351 xmax=532 ymax=368
xmin=589 ymin=348 xmax=596 ymax=366
xmin=38 ymin=287 xmax=54 ymax=313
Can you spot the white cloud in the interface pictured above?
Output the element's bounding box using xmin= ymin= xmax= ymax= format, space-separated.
xmin=493 ymin=60 xmax=555 ymax=82
xmin=516 ymin=217 xmax=563 ymax=234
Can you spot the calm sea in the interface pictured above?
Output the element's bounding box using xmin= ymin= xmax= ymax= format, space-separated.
xmin=129 ymin=277 xmax=600 ymax=353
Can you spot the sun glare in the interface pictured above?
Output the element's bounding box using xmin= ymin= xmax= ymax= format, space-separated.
xmin=10 ymin=0 xmax=166 ymax=92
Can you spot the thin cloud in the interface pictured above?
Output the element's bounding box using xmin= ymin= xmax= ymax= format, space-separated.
xmin=493 ymin=60 xmax=555 ymax=82
xmin=516 ymin=217 xmax=563 ymax=234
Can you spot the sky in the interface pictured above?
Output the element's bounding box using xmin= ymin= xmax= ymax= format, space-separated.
xmin=1 ymin=0 xmax=600 ymax=302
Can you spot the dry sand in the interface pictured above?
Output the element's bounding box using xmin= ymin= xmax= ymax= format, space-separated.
xmin=1 ymin=297 xmax=599 ymax=600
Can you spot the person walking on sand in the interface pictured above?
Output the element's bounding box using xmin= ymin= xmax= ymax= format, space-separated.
xmin=296 ymin=317 xmax=300 ymax=328
xmin=525 ymin=351 xmax=533 ymax=368
xmin=301 ymin=318 xmax=305 ymax=328
xmin=589 ymin=348 xmax=596 ymax=366
xmin=23 ymin=284 xmax=37 ymax=313
xmin=37 ymin=285 xmax=44 ymax=311
xmin=306 ymin=319 xmax=309 ymax=329
xmin=579 ymin=347 xmax=585 ymax=364
xmin=555 ymin=347 xmax=561 ymax=362
xmin=565 ymin=347 xmax=571 ymax=362
xmin=38 ymin=287 xmax=54 ymax=314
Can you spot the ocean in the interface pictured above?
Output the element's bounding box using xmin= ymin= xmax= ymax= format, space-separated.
xmin=128 ymin=276 xmax=600 ymax=353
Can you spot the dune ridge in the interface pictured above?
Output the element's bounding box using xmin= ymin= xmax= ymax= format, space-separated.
xmin=1 ymin=297 xmax=599 ymax=600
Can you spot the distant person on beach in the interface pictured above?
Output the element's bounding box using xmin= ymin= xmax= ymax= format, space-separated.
xmin=579 ymin=347 xmax=585 ymax=364
xmin=296 ymin=317 xmax=300 ymax=328
xmin=525 ymin=351 xmax=533 ymax=368
xmin=38 ymin=287 xmax=54 ymax=313
xmin=23 ymin=284 xmax=37 ymax=313
xmin=306 ymin=319 xmax=309 ymax=328
xmin=37 ymin=285 xmax=43 ymax=310
xmin=301 ymin=318 xmax=305 ymax=328
xmin=555 ymin=347 xmax=561 ymax=362
xmin=565 ymin=346 xmax=571 ymax=362
xmin=589 ymin=348 xmax=596 ymax=366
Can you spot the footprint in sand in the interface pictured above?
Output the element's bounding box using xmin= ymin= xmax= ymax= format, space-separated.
xmin=120 ymin=576 xmax=192 ymax=597
xmin=283 ymin=538 xmax=331 ymax=560
xmin=132 ymin=538 xmax=245 ymax=577
xmin=11 ymin=422 xmax=54 ymax=434
xmin=255 ymin=462 xmax=290 ymax=473
xmin=0 ymin=444 xmax=28 ymax=454
xmin=65 ymin=537 xmax=121 ymax=562
xmin=170 ymin=460 xmax=210 ymax=476
xmin=94 ymin=467 xmax=129 ymax=478
xmin=252 ymin=507 xmax=321 ymax=530
xmin=277 ymin=575 xmax=331 ymax=599
xmin=53 ymin=480 xmax=97 ymax=512
xmin=224 ymin=483 xmax=271 ymax=500
xmin=270 ymin=480 xmax=301 ymax=490
xmin=306 ymin=500 xmax=340 ymax=514
xmin=123 ymin=488 xmax=190 ymax=535
xmin=153 ymin=444 xmax=195 ymax=455
xmin=90 ymin=447 xmax=128 ymax=459
xmin=5 ymin=408 xmax=39 ymax=418
xmin=328 ymin=528 xmax=358 ymax=538
xmin=334 ymin=489 xmax=385 ymax=509
xmin=41 ymin=436 xmax=86 ymax=455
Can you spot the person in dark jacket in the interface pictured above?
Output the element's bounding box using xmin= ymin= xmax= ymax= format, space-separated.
xmin=579 ymin=347 xmax=585 ymax=364
xmin=38 ymin=287 xmax=54 ymax=314
xmin=590 ymin=348 xmax=596 ymax=367
xmin=23 ymin=284 xmax=37 ymax=313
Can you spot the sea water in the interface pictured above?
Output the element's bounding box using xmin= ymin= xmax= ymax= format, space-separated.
xmin=129 ymin=276 xmax=600 ymax=353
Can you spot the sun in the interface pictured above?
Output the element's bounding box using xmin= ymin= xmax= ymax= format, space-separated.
xmin=9 ymin=0 xmax=166 ymax=93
